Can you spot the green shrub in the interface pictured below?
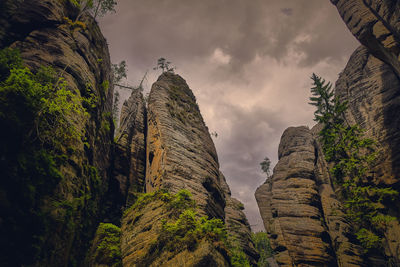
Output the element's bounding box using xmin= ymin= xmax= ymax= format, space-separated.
xmin=92 ymin=223 xmax=122 ymax=267
xmin=252 ymin=232 xmax=272 ymax=267
xmin=0 ymin=48 xmax=99 ymax=265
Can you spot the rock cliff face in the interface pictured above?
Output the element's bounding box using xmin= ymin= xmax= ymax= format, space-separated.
xmin=256 ymin=127 xmax=338 ymax=266
xmin=330 ymin=0 xmax=400 ymax=77
xmin=0 ymin=0 xmax=114 ymax=266
xmin=114 ymin=89 xmax=147 ymax=207
xmin=145 ymin=73 xmax=225 ymax=219
xmin=121 ymin=72 xmax=258 ymax=265
xmin=256 ymin=1 xmax=400 ymax=265
xmin=0 ymin=1 xmax=261 ymax=266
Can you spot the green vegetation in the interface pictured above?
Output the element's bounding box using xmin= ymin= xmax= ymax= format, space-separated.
xmin=91 ymin=223 xmax=122 ymax=267
xmin=69 ymin=0 xmax=117 ymax=20
xmin=260 ymin=157 xmax=272 ymax=178
xmin=252 ymin=232 xmax=273 ymax=267
xmin=0 ymin=48 xmax=103 ymax=265
xmin=153 ymin=57 xmax=175 ymax=73
xmin=166 ymin=84 xmax=201 ymax=125
xmin=124 ymin=189 xmax=251 ymax=265
xmin=309 ymin=74 xmax=398 ymax=252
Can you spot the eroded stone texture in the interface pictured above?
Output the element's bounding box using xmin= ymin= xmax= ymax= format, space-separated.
xmin=114 ymin=89 xmax=146 ymax=207
xmin=256 ymin=127 xmax=335 ymax=267
xmin=145 ymin=72 xmax=226 ymax=219
xmin=334 ymin=45 xmax=400 ymax=265
xmin=220 ymin=172 xmax=259 ymax=265
xmin=121 ymin=197 xmax=230 ymax=267
xmin=256 ymin=45 xmax=400 ymax=265
xmin=330 ymin=0 xmax=400 ymax=77
xmin=0 ymin=1 xmax=114 ymax=265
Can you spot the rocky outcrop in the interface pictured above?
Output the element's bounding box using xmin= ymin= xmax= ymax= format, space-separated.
xmin=334 ymin=45 xmax=400 ymax=265
xmin=220 ymin=172 xmax=259 ymax=265
xmin=256 ymin=127 xmax=336 ymax=266
xmin=114 ymin=89 xmax=146 ymax=208
xmin=256 ymin=33 xmax=400 ymax=267
xmin=145 ymin=73 xmax=225 ymax=219
xmin=121 ymin=192 xmax=230 ymax=267
xmin=330 ymin=0 xmax=400 ymax=77
xmin=0 ymin=1 xmax=114 ymax=265
xmin=121 ymin=72 xmax=258 ymax=265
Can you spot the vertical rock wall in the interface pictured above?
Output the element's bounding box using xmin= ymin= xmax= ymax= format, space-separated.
xmin=0 ymin=0 xmax=114 ymax=265
xmin=145 ymin=72 xmax=225 ymax=219
xmin=256 ymin=127 xmax=337 ymax=266
xmin=121 ymin=72 xmax=258 ymax=266
xmin=114 ymin=89 xmax=147 ymax=207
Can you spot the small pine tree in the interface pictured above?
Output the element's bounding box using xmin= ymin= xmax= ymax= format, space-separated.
xmin=153 ymin=57 xmax=175 ymax=73
xmin=260 ymin=157 xmax=271 ymax=178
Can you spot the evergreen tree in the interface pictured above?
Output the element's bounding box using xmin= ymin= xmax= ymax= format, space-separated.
xmin=260 ymin=157 xmax=271 ymax=178
xmin=309 ymin=73 xmax=398 ymax=251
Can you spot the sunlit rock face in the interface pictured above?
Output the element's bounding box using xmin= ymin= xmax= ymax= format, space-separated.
xmin=0 ymin=0 xmax=114 ymax=265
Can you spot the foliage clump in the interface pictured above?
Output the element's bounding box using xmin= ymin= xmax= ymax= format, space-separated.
xmin=90 ymin=223 xmax=122 ymax=267
xmin=69 ymin=0 xmax=117 ymax=19
xmin=252 ymin=232 xmax=273 ymax=267
xmin=0 ymin=48 xmax=100 ymax=265
xmin=124 ymin=189 xmax=250 ymax=265
xmin=309 ymin=73 xmax=398 ymax=252
xmin=260 ymin=157 xmax=272 ymax=178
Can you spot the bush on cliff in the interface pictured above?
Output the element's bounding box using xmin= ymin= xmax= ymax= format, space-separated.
xmin=124 ymin=189 xmax=251 ymax=266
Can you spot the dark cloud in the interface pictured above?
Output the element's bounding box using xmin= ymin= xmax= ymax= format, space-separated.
xmin=281 ymin=8 xmax=293 ymax=16
xmin=99 ymin=0 xmax=359 ymax=232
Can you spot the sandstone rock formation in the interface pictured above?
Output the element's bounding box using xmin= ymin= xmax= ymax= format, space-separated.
xmin=256 ymin=127 xmax=337 ymax=266
xmin=121 ymin=72 xmax=258 ymax=265
xmin=121 ymin=192 xmax=230 ymax=267
xmin=220 ymin=172 xmax=259 ymax=265
xmin=145 ymin=73 xmax=226 ymax=219
xmin=0 ymin=1 xmax=260 ymax=266
xmin=330 ymin=0 xmax=400 ymax=77
xmin=0 ymin=1 xmax=114 ymax=265
xmin=256 ymin=5 xmax=400 ymax=264
xmin=114 ymin=89 xmax=147 ymax=207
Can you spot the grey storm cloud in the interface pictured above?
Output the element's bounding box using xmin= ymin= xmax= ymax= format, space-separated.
xmin=99 ymin=0 xmax=360 ymax=231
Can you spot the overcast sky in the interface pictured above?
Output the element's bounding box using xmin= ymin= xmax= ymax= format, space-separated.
xmin=99 ymin=0 xmax=359 ymax=232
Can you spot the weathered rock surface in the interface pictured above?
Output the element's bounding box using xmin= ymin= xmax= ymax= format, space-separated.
xmin=256 ymin=127 xmax=336 ymax=266
xmin=334 ymin=45 xmax=400 ymax=265
xmin=114 ymin=89 xmax=147 ymax=208
xmin=121 ymin=196 xmax=230 ymax=267
xmin=330 ymin=0 xmax=400 ymax=77
xmin=119 ymin=72 xmax=258 ymax=265
xmin=0 ymin=1 xmax=114 ymax=265
xmin=220 ymin=172 xmax=259 ymax=265
xmin=256 ymin=42 xmax=400 ymax=267
xmin=145 ymin=73 xmax=226 ymax=219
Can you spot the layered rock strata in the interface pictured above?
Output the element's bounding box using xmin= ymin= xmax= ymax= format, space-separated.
xmin=114 ymin=89 xmax=147 ymax=207
xmin=330 ymin=0 xmax=400 ymax=77
xmin=122 ymin=73 xmax=258 ymax=265
xmin=256 ymin=127 xmax=337 ymax=266
xmin=0 ymin=0 xmax=114 ymax=265
xmin=145 ymin=73 xmax=225 ymax=219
